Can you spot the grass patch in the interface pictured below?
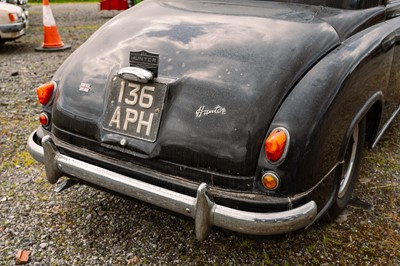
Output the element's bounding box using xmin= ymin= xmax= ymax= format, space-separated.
xmin=0 ymin=150 xmax=36 ymax=172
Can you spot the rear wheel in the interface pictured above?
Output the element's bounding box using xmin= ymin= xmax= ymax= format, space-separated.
xmin=325 ymin=118 xmax=366 ymax=220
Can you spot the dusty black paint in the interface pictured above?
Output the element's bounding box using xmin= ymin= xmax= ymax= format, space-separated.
xmin=34 ymin=0 xmax=400 ymax=214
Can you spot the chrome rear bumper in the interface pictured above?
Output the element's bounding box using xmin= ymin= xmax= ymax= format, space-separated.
xmin=28 ymin=131 xmax=317 ymax=240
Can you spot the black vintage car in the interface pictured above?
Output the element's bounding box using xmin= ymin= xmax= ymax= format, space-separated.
xmin=28 ymin=0 xmax=400 ymax=240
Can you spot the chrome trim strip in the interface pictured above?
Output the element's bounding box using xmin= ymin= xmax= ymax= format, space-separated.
xmin=372 ymin=105 xmax=400 ymax=148
xmin=28 ymin=131 xmax=317 ymax=240
xmin=288 ymin=160 xmax=343 ymax=201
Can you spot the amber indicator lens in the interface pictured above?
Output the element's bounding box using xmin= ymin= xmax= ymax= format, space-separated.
xmin=37 ymin=82 xmax=55 ymax=105
xmin=265 ymin=128 xmax=287 ymax=162
xmin=261 ymin=172 xmax=280 ymax=190
xmin=8 ymin=13 xmax=17 ymax=22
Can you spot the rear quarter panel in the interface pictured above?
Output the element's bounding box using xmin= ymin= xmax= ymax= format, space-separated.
xmin=259 ymin=18 xmax=400 ymax=208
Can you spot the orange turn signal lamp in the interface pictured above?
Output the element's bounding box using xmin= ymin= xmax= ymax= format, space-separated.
xmin=261 ymin=172 xmax=280 ymax=190
xmin=36 ymin=81 xmax=56 ymax=106
xmin=265 ymin=127 xmax=289 ymax=163
xmin=8 ymin=13 xmax=18 ymax=22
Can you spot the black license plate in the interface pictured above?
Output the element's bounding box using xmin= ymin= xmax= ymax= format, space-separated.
xmin=103 ymin=76 xmax=168 ymax=142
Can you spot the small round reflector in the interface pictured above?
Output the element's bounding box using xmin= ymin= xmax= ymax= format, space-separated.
xmin=36 ymin=82 xmax=55 ymax=105
xmin=265 ymin=127 xmax=289 ymax=163
xmin=39 ymin=112 xmax=49 ymax=127
xmin=261 ymin=172 xmax=280 ymax=190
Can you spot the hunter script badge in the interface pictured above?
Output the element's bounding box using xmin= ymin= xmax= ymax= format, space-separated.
xmin=130 ymin=50 xmax=159 ymax=77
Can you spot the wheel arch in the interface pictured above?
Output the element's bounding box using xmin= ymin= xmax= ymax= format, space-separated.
xmin=339 ymin=91 xmax=383 ymax=159
xmin=365 ymin=98 xmax=383 ymax=148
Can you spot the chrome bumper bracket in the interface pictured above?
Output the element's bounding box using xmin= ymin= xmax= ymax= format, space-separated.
xmin=194 ymin=183 xmax=215 ymax=241
xmin=42 ymin=135 xmax=62 ymax=184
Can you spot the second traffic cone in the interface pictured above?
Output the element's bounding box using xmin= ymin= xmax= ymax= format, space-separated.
xmin=35 ymin=0 xmax=71 ymax=52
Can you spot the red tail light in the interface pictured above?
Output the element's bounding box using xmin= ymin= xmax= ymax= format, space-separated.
xmin=39 ymin=112 xmax=50 ymax=127
xmin=265 ymin=127 xmax=289 ymax=163
xmin=36 ymin=82 xmax=55 ymax=105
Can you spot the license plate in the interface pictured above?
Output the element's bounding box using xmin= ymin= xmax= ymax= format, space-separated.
xmin=103 ymin=76 xmax=168 ymax=142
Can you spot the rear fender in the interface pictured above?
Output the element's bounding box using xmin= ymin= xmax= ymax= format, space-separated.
xmin=256 ymin=20 xmax=399 ymax=203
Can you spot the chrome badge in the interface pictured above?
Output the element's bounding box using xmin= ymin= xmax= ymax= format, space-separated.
xmin=196 ymin=105 xmax=226 ymax=118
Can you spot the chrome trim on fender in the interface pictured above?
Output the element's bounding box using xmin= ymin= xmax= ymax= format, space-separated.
xmin=27 ymin=131 xmax=317 ymax=240
xmin=372 ymin=105 xmax=400 ymax=148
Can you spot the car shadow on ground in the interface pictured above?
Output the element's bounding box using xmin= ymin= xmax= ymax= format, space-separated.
xmin=0 ymin=41 xmax=36 ymax=54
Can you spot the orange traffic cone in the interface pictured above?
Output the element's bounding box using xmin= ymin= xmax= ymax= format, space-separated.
xmin=35 ymin=0 xmax=71 ymax=52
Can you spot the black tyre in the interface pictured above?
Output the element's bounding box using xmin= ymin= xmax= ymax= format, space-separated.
xmin=325 ymin=118 xmax=366 ymax=220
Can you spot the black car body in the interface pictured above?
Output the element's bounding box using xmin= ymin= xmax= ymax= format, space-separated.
xmin=28 ymin=0 xmax=400 ymax=240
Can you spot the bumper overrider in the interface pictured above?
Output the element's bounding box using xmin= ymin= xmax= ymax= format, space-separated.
xmin=28 ymin=130 xmax=317 ymax=240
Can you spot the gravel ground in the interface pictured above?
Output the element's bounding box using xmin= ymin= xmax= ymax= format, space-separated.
xmin=0 ymin=3 xmax=399 ymax=265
